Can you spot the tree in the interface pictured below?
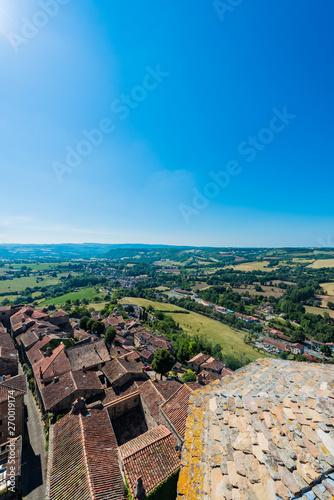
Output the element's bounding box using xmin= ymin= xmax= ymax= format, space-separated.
xmin=87 ymin=318 xmax=95 ymax=331
xmin=91 ymin=321 xmax=105 ymax=336
xmin=320 ymin=344 xmax=332 ymax=357
xmin=79 ymin=316 xmax=90 ymax=330
xmin=151 ymin=349 xmax=174 ymax=379
xmin=327 ymin=301 xmax=334 ymax=310
xmin=181 ymin=370 xmax=197 ymax=383
xmin=105 ymin=326 xmax=116 ymax=345
xmin=188 ymin=341 xmax=197 ymax=358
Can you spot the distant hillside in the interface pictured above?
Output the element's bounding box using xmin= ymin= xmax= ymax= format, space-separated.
xmin=0 ymin=243 xmax=112 ymax=260
xmin=0 ymin=243 xmax=194 ymax=261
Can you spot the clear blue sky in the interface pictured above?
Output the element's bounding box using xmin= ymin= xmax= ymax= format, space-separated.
xmin=0 ymin=0 xmax=333 ymax=247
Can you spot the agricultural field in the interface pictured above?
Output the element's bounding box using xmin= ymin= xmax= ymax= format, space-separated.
xmin=320 ymin=282 xmax=334 ymax=295
xmin=0 ymin=275 xmax=62 ymax=294
xmin=307 ymin=259 xmax=334 ymax=269
xmin=191 ymin=282 xmax=211 ymax=291
xmin=155 ymin=286 xmax=170 ymax=291
xmin=315 ymin=293 xmax=334 ymax=308
xmin=0 ymin=262 xmax=70 ymax=271
xmin=225 ymin=261 xmax=270 ymax=272
xmin=231 ymin=284 xmax=284 ymax=299
xmin=38 ymin=287 xmax=104 ymax=307
xmin=120 ymin=297 xmax=273 ymax=363
xmin=305 ymin=305 xmax=334 ymax=319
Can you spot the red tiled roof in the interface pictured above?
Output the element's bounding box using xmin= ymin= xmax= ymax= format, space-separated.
xmin=66 ymin=339 xmax=110 ymax=371
xmin=0 ymin=374 xmax=26 ymax=403
xmin=33 ymin=344 xmax=71 ymax=381
xmin=50 ymin=309 xmax=68 ymax=318
xmin=119 ymin=351 xmax=140 ymax=362
xmin=119 ymin=425 xmax=180 ymax=497
xmin=198 ymin=370 xmax=221 ymax=384
xmin=188 ymin=353 xmax=209 ymax=366
xmin=262 ymin=337 xmax=288 ymax=351
xmin=102 ymin=358 xmax=146 ymax=385
xmin=160 ymin=384 xmax=196 ymax=439
xmin=40 ymin=370 xmax=103 ymax=412
xmin=26 ymin=335 xmax=54 ymax=364
xmin=220 ymin=367 xmax=233 ymax=377
xmin=138 ymin=380 xmax=165 ymax=422
xmin=103 ymin=379 xmax=139 ymax=405
xmin=0 ymin=330 xmax=17 ymax=358
xmin=139 ymin=349 xmax=152 ymax=360
xmin=200 ymin=358 xmax=225 ymax=372
xmin=50 ymin=409 xmax=125 ymax=500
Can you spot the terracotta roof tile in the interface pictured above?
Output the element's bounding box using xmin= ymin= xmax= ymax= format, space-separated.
xmin=66 ymin=339 xmax=110 ymax=371
xmin=0 ymin=374 xmax=26 ymax=403
xmin=160 ymin=384 xmax=198 ymax=439
xmin=119 ymin=425 xmax=180 ymax=497
xmin=102 ymin=358 xmax=146 ymax=385
xmin=33 ymin=344 xmax=71 ymax=381
xmin=40 ymin=370 xmax=103 ymax=412
xmin=49 ymin=408 xmax=125 ymax=500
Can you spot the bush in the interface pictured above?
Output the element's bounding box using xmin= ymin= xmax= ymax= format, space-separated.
xmin=181 ymin=370 xmax=197 ymax=383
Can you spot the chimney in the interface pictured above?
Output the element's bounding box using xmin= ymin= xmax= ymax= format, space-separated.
xmin=39 ymin=366 xmax=43 ymax=380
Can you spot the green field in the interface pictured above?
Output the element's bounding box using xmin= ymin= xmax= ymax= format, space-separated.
xmin=120 ymin=297 xmax=272 ymax=363
xmin=0 ymin=275 xmax=62 ymax=294
xmin=0 ymin=262 xmax=71 ymax=272
xmin=307 ymin=259 xmax=334 ymax=269
xmin=38 ymin=287 xmax=103 ymax=307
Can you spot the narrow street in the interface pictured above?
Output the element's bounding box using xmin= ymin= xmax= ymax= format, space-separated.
xmin=21 ymin=373 xmax=46 ymax=500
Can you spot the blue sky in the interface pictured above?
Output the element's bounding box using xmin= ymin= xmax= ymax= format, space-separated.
xmin=0 ymin=0 xmax=333 ymax=247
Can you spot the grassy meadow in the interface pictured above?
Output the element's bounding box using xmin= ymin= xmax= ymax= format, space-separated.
xmin=120 ymin=297 xmax=273 ymax=363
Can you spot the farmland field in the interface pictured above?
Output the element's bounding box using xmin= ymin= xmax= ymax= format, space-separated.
xmin=120 ymin=297 xmax=273 ymax=363
xmin=0 ymin=275 xmax=62 ymax=294
xmin=307 ymin=259 xmax=334 ymax=269
xmin=225 ymin=261 xmax=270 ymax=272
xmin=321 ymin=282 xmax=334 ymax=295
xmin=231 ymin=285 xmax=284 ymax=299
xmin=0 ymin=262 xmax=71 ymax=272
xmin=38 ymin=287 xmax=103 ymax=307
xmin=305 ymin=305 xmax=334 ymax=319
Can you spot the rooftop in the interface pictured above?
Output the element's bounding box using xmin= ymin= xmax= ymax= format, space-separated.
xmin=160 ymin=383 xmax=201 ymax=440
xmin=40 ymin=370 xmax=103 ymax=412
xmin=66 ymin=339 xmax=110 ymax=371
xmin=0 ymin=374 xmax=26 ymax=403
xmin=177 ymin=358 xmax=334 ymax=500
xmin=102 ymin=357 xmax=146 ymax=386
xmin=119 ymin=425 xmax=180 ymax=497
xmin=49 ymin=408 xmax=125 ymax=500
